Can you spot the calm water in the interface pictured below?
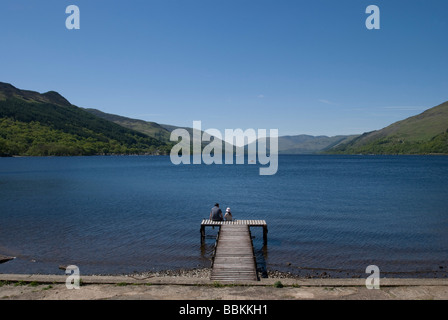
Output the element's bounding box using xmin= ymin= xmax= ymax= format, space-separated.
xmin=0 ymin=155 xmax=447 ymax=278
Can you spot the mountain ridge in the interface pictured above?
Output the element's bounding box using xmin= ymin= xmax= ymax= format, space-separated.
xmin=84 ymin=108 xmax=237 ymax=152
xmin=328 ymin=101 xmax=448 ymax=154
xmin=1 ymin=81 xmax=447 ymax=156
xmin=85 ymin=108 xmax=359 ymax=154
xmin=276 ymin=134 xmax=358 ymax=154
xmin=0 ymin=82 xmax=170 ymax=156
xmin=0 ymin=82 xmax=71 ymax=107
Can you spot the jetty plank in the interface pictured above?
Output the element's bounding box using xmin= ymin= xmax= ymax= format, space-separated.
xmin=210 ymin=225 xmax=258 ymax=282
xmin=200 ymin=219 xmax=268 ymax=245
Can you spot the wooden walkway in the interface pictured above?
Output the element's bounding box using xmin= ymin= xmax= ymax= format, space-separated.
xmin=211 ymin=225 xmax=257 ymax=282
xmin=200 ymin=219 xmax=268 ymax=282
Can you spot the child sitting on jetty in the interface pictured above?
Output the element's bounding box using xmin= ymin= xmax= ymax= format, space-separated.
xmin=224 ymin=207 xmax=233 ymax=221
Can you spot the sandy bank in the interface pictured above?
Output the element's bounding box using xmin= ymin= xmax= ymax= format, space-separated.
xmin=1 ymin=272 xmax=448 ymax=300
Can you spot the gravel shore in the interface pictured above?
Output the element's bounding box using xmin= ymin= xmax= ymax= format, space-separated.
xmin=119 ymin=267 xmax=447 ymax=280
xmin=119 ymin=268 xmax=313 ymax=280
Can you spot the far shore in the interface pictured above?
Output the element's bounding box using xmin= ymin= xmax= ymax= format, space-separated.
xmin=2 ymin=153 xmax=448 ymax=158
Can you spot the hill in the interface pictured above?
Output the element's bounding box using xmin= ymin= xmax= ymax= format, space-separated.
xmin=3 ymin=81 xmax=446 ymax=157
xmin=0 ymin=82 xmax=169 ymax=156
xmin=244 ymin=134 xmax=357 ymax=154
xmin=85 ymin=109 xmax=236 ymax=153
xmin=0 ymin=82 xmax=72 ymax=107
xmin=85 ymin=108 xmax=172 ymax=143
xmin=277 ymin=134 xmax=358 ymax=154
xmin=328 ymin=101 xmax=448 ymax=154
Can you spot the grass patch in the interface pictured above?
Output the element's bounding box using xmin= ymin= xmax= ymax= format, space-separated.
xmin=115 ymin=282 xmax=129 ymax=287
xmin=0 ymin=281 xmax=11 ymax=287
xmin=42 ymin=285 xmax=53 ymax=291
xmin=273 ymin=281 xmax=284 ymax=288
xmin=210 ymin=282 xmax=242 ymax=288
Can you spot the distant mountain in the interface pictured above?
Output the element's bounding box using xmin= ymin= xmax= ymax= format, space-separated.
xmin=85 ymin=110 xmax=354 ymax=155
xmin=328 ymin=101 xmax=448 ymax=154
xmin=3 ymin=81 xmax=446 ymax=157
xmin=0 ymin=82 xmax=169 ymax=156
xmin=86 ymin=109 xmax=236 ymax=153
xmin=244 ymin=134 xmax=357 ymax=154
xmin=277 ymin=134 xmax=358 ymax=154
xmin=87 ymin=109 xmax=360 ymax=155
xmin=0 ymin=82 xmax=72 ymax=107
xmin=85 ymin=108 xmax=172 ymax=143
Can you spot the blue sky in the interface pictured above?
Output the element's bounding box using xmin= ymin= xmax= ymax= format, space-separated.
xmin=1 ymin=0 xmax=447 ymax=136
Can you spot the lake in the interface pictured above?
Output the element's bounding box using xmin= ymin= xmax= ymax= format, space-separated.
xmin=0 ymin=155 xmax=447 ymax=278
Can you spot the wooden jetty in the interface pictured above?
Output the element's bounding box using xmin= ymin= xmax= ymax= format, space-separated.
xmin=200 ymin=219 xmax=267 ymax=282
xmin=200 ymin=219 xmax=268 ymax=245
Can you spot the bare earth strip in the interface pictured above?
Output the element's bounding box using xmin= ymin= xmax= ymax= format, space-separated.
xmin=0 ymin=273 xmax=447 ymax=300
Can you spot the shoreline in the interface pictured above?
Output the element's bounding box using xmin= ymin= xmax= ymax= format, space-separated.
xmin=118 ymin=267 xmax=448 ymax=280
xmin=2 ymin=266 xmax=447 ymax=281
xmin=2 ymin=271 xmax=448 ymax=286
xmin=1 ymin=271 xmax=448 ymax=300
xmin=2 ymin=265 xmax=447 ymax=280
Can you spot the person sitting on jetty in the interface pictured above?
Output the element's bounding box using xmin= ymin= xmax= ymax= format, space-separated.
xmin=210 ymin=203 xmax=223 ymax=221
xmin=224 ymin=207 xmax=233 ymax=221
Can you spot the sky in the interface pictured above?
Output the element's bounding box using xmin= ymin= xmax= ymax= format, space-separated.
xmin=1 ymin=0 xmax=448 ymax=137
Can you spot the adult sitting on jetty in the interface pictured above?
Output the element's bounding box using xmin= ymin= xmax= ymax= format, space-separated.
xmin=210 ymin=203 xmax=223 ymax=221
